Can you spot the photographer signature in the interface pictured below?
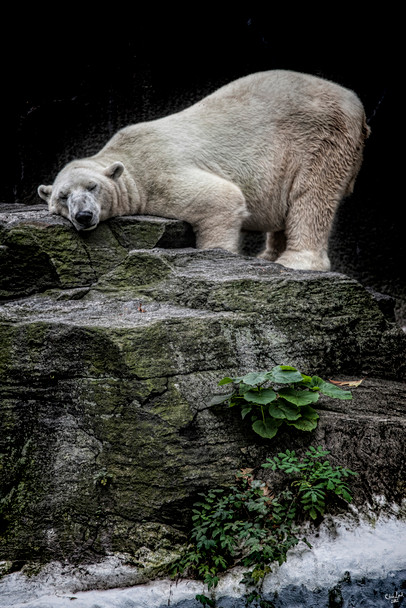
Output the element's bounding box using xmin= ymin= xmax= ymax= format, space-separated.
xmin=385 ymin=591 xmax=404 ymax=604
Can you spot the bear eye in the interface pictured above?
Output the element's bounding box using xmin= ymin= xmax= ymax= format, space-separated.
xmin=59 ymin=192 xmax=69 ymax=202
xmin=87 ymin=183 xmax=97 ymax=191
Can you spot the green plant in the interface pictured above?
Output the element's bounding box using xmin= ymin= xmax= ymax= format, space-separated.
xmin=173 ymin=447 xmax=357 ymax=606
xmin=93 ymin=469 xmax=114 ymax=488
xmin=262 ymin=446 xmax=357 ymax=520
xmin=210 ymin=365 xmax=352 ymax=440
xmin=195 ymin=594 xmax=216 ymax=607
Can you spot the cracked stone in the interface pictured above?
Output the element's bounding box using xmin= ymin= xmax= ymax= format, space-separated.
xmin=0 ymin=205 xmax=405 ymax=586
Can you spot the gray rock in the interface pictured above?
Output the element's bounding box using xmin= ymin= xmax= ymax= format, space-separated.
xmin=0 ymin=205 xmax=195 ymax=299
xmin=0 ymin=205 xmax=405 ymax=595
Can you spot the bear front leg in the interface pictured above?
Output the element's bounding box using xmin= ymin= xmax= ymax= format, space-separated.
xmin=194 ymin=215 xmax=243 ymax=253
xmin=180 ymin=171 xmax=249 ymax=254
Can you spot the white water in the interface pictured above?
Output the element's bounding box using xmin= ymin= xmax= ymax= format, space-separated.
xmin=1 ymin=511 xmax=405 ymax=607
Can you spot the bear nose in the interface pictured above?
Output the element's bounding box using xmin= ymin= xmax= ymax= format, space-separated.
xmin=75 ymin=211 xmax=94 ymax=226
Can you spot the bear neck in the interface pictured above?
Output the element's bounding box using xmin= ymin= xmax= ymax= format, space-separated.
xmin=91 ymin=154 xmax=144 ymax=215
xmin=118 ymin=167 xmax=144 ymax=214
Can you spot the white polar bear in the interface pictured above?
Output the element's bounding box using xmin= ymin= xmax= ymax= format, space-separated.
xmin=38 ymin=70 xmax=370 ymax=271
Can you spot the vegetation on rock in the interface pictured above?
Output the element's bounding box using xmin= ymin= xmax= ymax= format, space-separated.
xmin=211 ymin=365 xmax=352 ymax=440
xmin=173 ymin=445 xmax=357 ymax=607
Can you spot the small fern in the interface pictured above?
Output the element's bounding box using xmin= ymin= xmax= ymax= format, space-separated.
xmin=172 ymin=446 xmax=357 ymax=606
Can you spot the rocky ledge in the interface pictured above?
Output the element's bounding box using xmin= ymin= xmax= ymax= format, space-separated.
xmin=0 ymin=205 xmax=405 ymax=605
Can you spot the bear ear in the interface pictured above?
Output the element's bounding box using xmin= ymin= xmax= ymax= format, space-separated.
xmin=38 ymin=185 xmax=53 ymax=202
xmin=104 ymin=161 xmax=125 ymax=181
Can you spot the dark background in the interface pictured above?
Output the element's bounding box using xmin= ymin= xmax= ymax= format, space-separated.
xmin=3 ymin=10 xmax=403 ymax=323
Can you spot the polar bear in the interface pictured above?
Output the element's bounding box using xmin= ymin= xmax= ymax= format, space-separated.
xmin=38 ymin=70 xmax=370 ymax=271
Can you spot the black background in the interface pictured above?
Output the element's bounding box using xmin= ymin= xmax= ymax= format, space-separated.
xmin=3 ymin=9 xmax=403 ymax=321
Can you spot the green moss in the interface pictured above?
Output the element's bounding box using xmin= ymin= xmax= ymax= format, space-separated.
xmin=73 ymin=377 xmax=195 ymax=527
xmin=109 ymin=218 xmax=168 ymax=249
xmin=77 ymin=223 xmax=128 ymax=277
xmin=0 ymin=218 xmax=129 ymax=299
xmin=38 ymin=225 xmax=96 ymax=287
xmin=0 ymin=436 xmax=50 ymax=564
xmin=110 ymin=323 xmax=178 ymax=378
xmin=94 ymin=250 xmax=173 ymax=294
xmin=109 ymin=215 xmax=195 ymax=251
xmin=111 ymin=520 xmax=186 ymax=576
xmin=0 ymin=323 xmax=51 ymax=381
xmin=0 ymin=325 xmax=12 ymax=379
xmin=0 ymin=560 xmax=14 ymax=578
xmin=3 ymin=224 xmax=95 ymax=289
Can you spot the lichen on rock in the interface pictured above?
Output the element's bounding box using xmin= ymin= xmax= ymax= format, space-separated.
xmin=0 ymin=204 xmax=405 ymax=593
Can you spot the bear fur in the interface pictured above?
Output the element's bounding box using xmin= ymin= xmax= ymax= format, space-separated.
xmin=38 ymin=70 xmax=370 ymax=271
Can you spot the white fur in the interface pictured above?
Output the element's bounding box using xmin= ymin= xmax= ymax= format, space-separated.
xmin=38 ymin=70 xmax=370 ymax=271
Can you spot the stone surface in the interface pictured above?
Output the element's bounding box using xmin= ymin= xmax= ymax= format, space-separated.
xmin=0 ymin=204 xmax=195 ymax=299
xmin=0 ymin=514 xmax=405 ymax=607
xmin=0 ymin=205 xmax=405 ymax=600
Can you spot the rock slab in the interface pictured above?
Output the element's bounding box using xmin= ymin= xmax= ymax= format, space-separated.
xmin=0 ymin=204 xmax=405 ymax=595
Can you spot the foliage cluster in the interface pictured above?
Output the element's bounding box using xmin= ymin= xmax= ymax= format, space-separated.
xmin=174 ymin=366 xmax=357 ymax=606
xmin=211 ymin=365 xmax=352 ymax=439
xmin=173 ymin=446 xmax=357 ymax=600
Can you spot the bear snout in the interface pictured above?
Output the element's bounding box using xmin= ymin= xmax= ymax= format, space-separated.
xmin=75 ymin=210 xmax=94 ymax=227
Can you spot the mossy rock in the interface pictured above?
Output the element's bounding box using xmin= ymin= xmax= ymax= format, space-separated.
xmin=0 ymin=205 xmax=194 ymax=299
xmin=1 ymin=207 xmax=405 ymax=579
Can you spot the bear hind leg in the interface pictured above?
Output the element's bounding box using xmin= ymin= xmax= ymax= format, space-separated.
xmin=258 ymin=230 xmax=287 ymax=261
xmin=275 ymin=195 xmax=336 ymax=271
xmin=275 ymin=149 xmax=360 ymax=271
xmin=276 ymin=247 xmax=331 ymax=271
xmin=275 ymin=188 xmax=341 ymax=272
xmin=274 ymin=117 xmax=367 ymax=272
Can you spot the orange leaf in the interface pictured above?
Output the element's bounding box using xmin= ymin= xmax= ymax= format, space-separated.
xmin=329 ymin=378 xmax=364 ymax=387
xmin=240 ymin=468 xmax=254 ymax=477
xmin=262 ymin=486 xmax=273 ymax=498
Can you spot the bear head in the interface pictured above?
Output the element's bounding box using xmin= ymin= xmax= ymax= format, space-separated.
xmin=38 ymin=160 xmax=125 ymax=231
